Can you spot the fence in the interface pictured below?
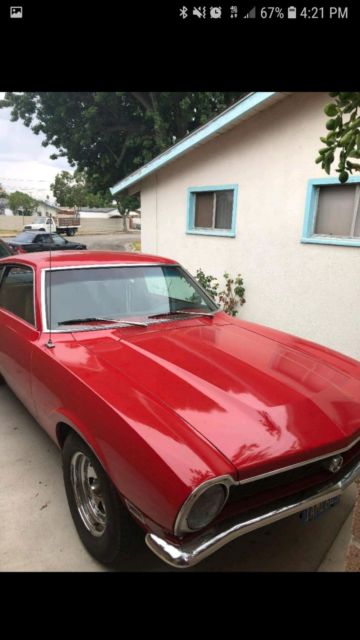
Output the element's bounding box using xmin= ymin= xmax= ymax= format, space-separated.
xmin=0 ymin=215 xmax=128 ymax=235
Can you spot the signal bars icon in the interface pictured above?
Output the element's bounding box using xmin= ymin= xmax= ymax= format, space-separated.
xmin=243 ymin=6 xmax=256 ymax=18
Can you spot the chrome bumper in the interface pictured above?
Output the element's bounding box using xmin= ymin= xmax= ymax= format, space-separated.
xmin=145 ymin=459 xmax=360 ymax=569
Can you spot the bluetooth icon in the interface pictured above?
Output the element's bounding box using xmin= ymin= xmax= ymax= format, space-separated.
xmin=179 ymin=6 xmax=188 ymax=18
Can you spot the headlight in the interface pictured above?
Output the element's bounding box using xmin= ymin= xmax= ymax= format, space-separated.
xmin=187 ymin=484 xmax=228 ymax=531
xmin=175 ymin=479 xmax=231 ymax=535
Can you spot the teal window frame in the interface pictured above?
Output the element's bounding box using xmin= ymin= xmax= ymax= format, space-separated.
xmin=186 ymin=184 xmax=238 ymax=237
xmin=301 ymin=176 xmax=360 ymax=247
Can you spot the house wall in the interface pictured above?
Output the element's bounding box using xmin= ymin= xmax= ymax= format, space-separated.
xmin=140 ymin=92 xmax=360 ymax=360
xmin=36 ymin=203 xmax=58 ymax=216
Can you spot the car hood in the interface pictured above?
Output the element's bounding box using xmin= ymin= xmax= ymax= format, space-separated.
xmin=75 ymin=318 xmax=360 ymax=478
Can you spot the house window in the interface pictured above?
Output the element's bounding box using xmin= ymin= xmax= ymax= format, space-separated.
xmin=302 ymin=177 xmax=360 ymax=247
xmin=187 ymin=185 xmax=238 ymax=237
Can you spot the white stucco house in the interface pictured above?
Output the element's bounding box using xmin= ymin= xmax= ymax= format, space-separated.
xmin=35 ymin=200 xmax=59 ymax=216
xmin=110 ymin=92 xmax=360 ymax=361
xmin=78 ymin=207 xmax=120 ymax=219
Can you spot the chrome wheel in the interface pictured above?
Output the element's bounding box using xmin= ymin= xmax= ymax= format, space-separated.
xmin=70 ymin=451 xmax=107 ymax=537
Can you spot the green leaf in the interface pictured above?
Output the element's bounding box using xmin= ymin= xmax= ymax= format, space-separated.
xmin=326 ymin=119 xmax=337 ymax=131
xmin=339 ymin=131 xmax=355 ymax=146
xmin=339 ymin=171 xmax=349 ymax=183
xmin=323 ymin=158 xmax=331 ymax=174
xmin=324 ymin=103 xmax=338 ymax=117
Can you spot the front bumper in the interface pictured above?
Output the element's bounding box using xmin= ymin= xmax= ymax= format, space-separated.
xmin=145 ymin=458 xmax=360 ymax=569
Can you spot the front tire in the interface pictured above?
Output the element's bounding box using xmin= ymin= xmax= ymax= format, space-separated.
xmin=62 ymin=433 xmax=140 ymax=567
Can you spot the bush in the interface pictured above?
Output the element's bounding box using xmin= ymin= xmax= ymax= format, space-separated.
xmin=195 ymin=269 xmax=246 ymax=317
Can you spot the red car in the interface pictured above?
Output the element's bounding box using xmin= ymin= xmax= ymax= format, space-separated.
xmin=0 ymin=251 xmax=360 ymax=569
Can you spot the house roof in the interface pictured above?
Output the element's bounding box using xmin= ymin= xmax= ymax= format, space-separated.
xmin=37 ymin=200 xmax=59 ymax=209
xmin=78 ymin=207 xmax=118 ymax=213
xmin=110 ymin=92 xmax=289 ymax=195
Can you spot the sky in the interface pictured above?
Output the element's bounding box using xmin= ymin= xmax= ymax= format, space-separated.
xmin=0 ymin=92 xmax=72 ymax=202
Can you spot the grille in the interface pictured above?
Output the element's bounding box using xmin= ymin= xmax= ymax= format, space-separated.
xmin=226 ymin=438 xmax=360 ymax=515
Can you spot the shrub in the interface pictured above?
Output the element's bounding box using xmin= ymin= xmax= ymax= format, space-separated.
xmin=195 ymin=269 xmax=246 ymax=317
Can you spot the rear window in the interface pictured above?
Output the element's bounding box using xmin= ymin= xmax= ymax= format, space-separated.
xmin=13 ymin=232 xmax=37 ymax=242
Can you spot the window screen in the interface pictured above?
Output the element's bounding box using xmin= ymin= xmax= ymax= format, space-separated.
xmin=194 ymin=190 xmax=234 ymax=230
xmin=195 ymin=192 xmax=213 ymax=228
xmin=314 ymin=184 xmax=360 ymax=237
xmin=215 ymin=190 xmax=233 ymax=229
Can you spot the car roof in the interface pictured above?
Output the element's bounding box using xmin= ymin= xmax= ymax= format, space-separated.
xmin=0 ymin=251 xmax=178 ymax=269
xmin=14 ymin=230 xmax=41 ymax=236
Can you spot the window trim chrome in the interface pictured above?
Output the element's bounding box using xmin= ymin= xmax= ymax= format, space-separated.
xmin=174 ymin=475 xmax=235 ymax=536
xmin=239 ymin=433 xmax=360 ymax=485
xmin=40 ymin=263 xmax=219 ymax=333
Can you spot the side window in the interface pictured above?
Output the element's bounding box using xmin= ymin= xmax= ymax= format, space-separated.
xmin=302 ymin=179 xmax=360 ymax=247
xmin=187 ymin=185 xmax=238 ymax=237
xmin=0 ymin=265 xmax=35 ymax=326
xmin=0 ymin=243 xmax=9 ymax=258
xmin=37 ymin=233 xmax=51 ymax=244
xmin=52 ymin=235 xmax=65 ymax=246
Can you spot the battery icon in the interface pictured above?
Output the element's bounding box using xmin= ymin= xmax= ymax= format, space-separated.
xmin=288 ymin=6 xmax=297 ymax=18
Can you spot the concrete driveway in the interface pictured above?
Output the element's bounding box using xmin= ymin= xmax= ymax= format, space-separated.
xmin=0 ymin=383 xmax=356 ymax=572
xmin=77 ymin=232 xmax=140 ymax=252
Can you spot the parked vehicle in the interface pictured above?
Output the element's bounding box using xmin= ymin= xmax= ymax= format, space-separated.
xmin=0 ymin=250 xmax=359 ymax=569
xmin=0 ymin=238 xmax=13 ymax=257
xmin=23 ymin=209 xmax=81 ymax=236
xmin=7 ymin=231 xmax=86 ymax=253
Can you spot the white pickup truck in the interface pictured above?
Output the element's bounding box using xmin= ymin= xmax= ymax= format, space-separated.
xmin=23 ymin=213 xmax=81 ymax=236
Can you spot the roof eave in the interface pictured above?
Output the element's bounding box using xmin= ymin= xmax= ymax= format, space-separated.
xmin=111 ymin=92 xmax=287 ymax=195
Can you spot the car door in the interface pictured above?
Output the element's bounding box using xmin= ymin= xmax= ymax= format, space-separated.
xmin=34 ymin=234 xmax=51 ymax=252
xmin=0 ymin=264 xmax=39 ymax=414
xmin=50 ymin=234 xmax=67 ymax=250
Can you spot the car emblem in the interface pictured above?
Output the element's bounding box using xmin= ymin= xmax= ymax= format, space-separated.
xmin=325 ymin=455 xmax=344 ymax=474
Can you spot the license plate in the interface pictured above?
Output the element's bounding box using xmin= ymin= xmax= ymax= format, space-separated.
xmin=300 ymin=496 xmax=340 ymax=522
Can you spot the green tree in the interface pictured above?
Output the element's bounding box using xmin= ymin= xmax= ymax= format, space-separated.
xmin=0 ymin=92 xmax=244 ymax=195
xmin=317 ymin=92 xmax=360 ymax=182
xmin=0 ymin=183 xmax=8 ymax=198
xmin=0 ymin=183 xmax=8 ymax=215
xmin=8 ymin=191 xmax=37 ymax=216
xmin=116 ymin=193 xmax=140 ymax=231
xmin=51 ymin=170 xmax=112 ymax=208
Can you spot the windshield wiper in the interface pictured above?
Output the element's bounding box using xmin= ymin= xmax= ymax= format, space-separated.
xmin=148 ymin=310 xmax=215 ymax=319
xmin=58 ymin=317 xmax=148 ymax=327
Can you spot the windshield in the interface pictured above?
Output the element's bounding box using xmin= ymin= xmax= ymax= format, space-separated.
xmin=35 ymin=217 xmax=47 ymax=223
xmin=45 ymin=265 xmax=218 ymax=330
